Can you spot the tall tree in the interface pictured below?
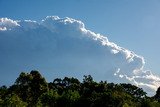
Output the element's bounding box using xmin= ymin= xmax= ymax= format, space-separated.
xmin=14 ymin=70 xmax=48 ymax=105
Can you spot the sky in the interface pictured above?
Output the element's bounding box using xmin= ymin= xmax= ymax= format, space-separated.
xmin=0 ymin=0 xmax=160 ymax=74
xmin=0 ymin=0 xmax=160 ymax=95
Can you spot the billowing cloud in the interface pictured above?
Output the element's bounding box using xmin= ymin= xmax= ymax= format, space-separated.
xmin=0 ymin=16 xmax=159 ymax=95
xmin=0 ymin=18 xmax=20 ymax=30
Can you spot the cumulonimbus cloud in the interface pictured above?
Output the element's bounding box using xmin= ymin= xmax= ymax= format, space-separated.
xmin=0 ymin=16 xmax=159 ymax=95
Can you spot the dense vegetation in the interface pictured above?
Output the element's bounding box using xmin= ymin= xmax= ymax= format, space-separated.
xmin=1 ymin=70 xmax=160 ymax=107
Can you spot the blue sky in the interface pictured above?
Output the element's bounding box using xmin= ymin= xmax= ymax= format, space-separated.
xmin=0 ymin=0 xmax=160 ymax=75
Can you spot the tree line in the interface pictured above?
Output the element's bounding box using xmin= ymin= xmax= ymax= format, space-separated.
xmin=0 ymin=70 xmax=160 ymax=107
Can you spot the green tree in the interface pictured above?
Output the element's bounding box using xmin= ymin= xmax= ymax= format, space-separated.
xmin=62 ymin=77 xmax=81 ymax=91
xmin=120 ymin=83 xmax=146 ymax=100
xmin=39 ymin=89 xmax=59 ymax=107
xmin=1 ymin=94 xmax=27 ymax=107
xmin=14 ymin=70 xmax=48 ymax=105
xmin=0 ymin=85 xmax=7 ymax=100
xmin=154 ymin=86 xmax=160 ymax=101
xmin=57 ymin=90 xmax=80 ymax=107
xmin=0 ymin=70 xmax=158 ymax=107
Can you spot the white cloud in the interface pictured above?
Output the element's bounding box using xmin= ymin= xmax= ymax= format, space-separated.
xmin=0 ymin=18 xmax=20 ymax=30
xmin=0 ymin=27 xmax=7 ymax=31
xmin=0 ymin=16 xmax=159 ymax=96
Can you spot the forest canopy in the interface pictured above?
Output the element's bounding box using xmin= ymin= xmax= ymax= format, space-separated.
xmin=0 ymin=70 xmax=160 ymax=107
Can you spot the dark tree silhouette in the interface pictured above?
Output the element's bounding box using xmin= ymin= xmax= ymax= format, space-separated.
xmin=1 ymin=70 xmax=160 ymax=107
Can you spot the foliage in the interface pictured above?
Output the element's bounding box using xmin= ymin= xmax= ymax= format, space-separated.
xmin=0 ymin=70 xmax=160 ymax=107
xmin=1 ymin=93 xmax=27 ymax=107
xmin=39 ymin=89 xmax=59 ymax=107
